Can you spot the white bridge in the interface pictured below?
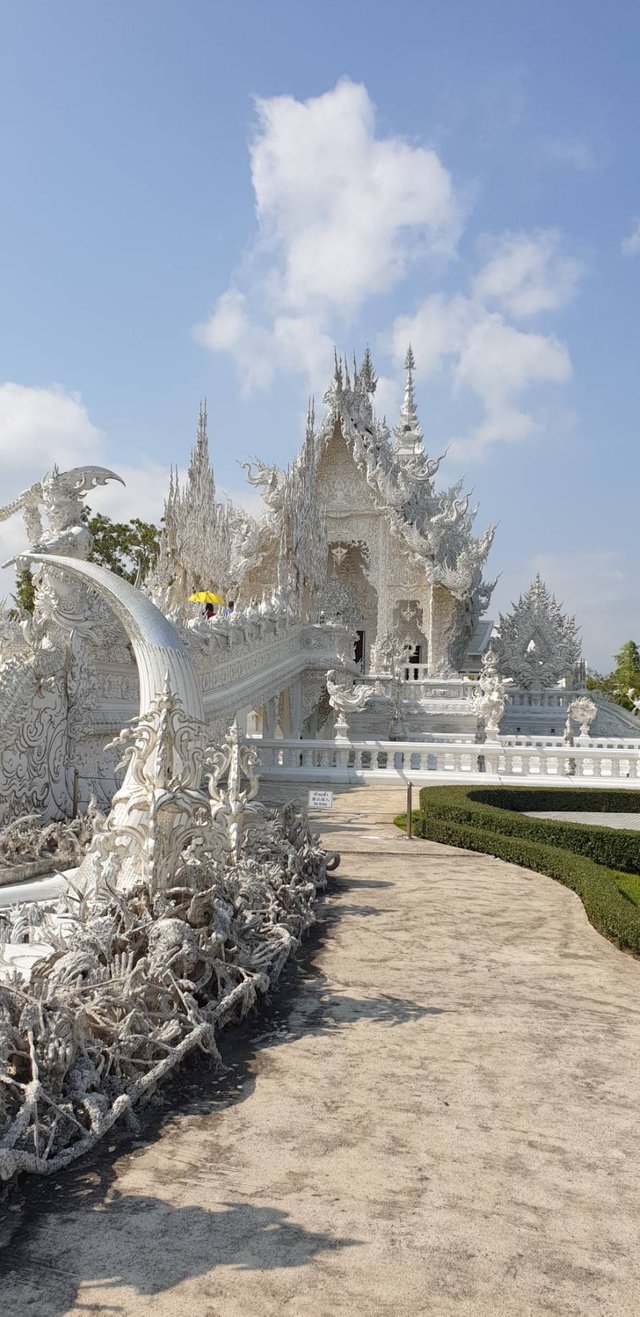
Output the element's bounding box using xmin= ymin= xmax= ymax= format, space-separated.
xmin=3 ymin=600 xmax=640 ymax=824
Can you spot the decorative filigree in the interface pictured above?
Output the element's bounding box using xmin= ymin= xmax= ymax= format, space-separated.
xmin=205 ymin=720 xmax=264 ymax=864
xmin=566 ymin=694 xmax=597 ymax=739
xmin=472 ymin=649 xmax=509 ymax=741
xmin=0 ymin=465 xmax=124 ymax=563
xmin=492 ymin=575 xmax=582 ymax=689
xmin=326 ymin=668 xmax=375 ymax=740
xmin=146 ymin=404 xmax=263 ymax=616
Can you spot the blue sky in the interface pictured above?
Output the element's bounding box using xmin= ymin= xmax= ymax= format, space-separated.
xmin=1 ymin=0 xmax=639 ymax=667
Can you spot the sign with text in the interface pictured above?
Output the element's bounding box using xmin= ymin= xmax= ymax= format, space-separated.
xmin=307 ymin=789 xmax=334 ymax=811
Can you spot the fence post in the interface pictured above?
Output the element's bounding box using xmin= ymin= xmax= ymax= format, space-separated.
xmin=72 ymin=767 xmax=79 ymax=820
xmin=407 ymin=781 xmax=413 ymax=840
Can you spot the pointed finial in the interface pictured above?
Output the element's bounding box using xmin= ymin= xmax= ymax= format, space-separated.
xmin=395 ymin=344 xmax=423 ymax=453
xmin=305 ymin=396 xmax=316 ymax=440
xmin=198 ymin=398 xmax=208 ymax=442
xmin=360 ymin=346 xmax=377 ymax=394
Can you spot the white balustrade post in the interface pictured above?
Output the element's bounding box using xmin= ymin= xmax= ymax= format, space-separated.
xmin=263 ymin=694 xmax=279 ymax=740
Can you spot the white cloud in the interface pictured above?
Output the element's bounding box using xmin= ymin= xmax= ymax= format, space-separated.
xmin=391 ymin=295 xmax=572 ymax=461
xmin=196 ymin=80 xmax=580 ymax=461
xmin=472 ymin=230 xmax=582 ymax=318
xmin=538 ymin=137 xmax=596 ymax=172
xmin=0 ymin=383 xmax=266 ymax=602
xmin=391 ymin=294 xmax=473 ymax=376
xmin=0 ymin=383 xmax=169 ymax=597
xmin=622 ymin=219 xmax=640 ymax=257
xmin=195 ymin=79 xmax=462 ymax=388
xmin=0 ymin=381 xmax=103 ymax=478
xmin=455 ymin=315 xmax=571 ymax=402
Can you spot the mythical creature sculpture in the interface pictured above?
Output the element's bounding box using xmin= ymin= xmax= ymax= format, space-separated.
xmin=240 ymin=457 xmax=287 ymax=519
xmin=473 ymin=649 xmax=509 ymax=741
xmin=0 ymin=465 xmax=124 ymax=562
xmin=566 ymin=694 xmax=597 ymax=740
xmin=0 ymin=470 xmax=124 ymax=822
xmin=326 ymin=668 xmax=375 ymax=740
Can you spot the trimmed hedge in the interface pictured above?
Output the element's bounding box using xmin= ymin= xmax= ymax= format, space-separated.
xmin=418 ymin=785 xmax=640 ymax=875
xmin=467 ymin=787 xmax=640 ymax=814
xmin=407 ymin=785 xmax=640 ymax=956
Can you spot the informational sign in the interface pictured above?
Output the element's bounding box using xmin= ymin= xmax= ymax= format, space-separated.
xmin=308 ymin=789 xmax=334 ymax=810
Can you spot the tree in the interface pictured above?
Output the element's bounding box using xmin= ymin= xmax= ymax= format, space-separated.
xmin=82 ymin=507 xmax=161 ymax=583
xmin=587 ymin=640 xmax=640 ymax=710
xmin=11 ymin=566 xmax=36 ymax=614
xmin=8 ymin=510 xmax=161 ymax=618
xmin=612 ymin=640 xmax=640 ymax=709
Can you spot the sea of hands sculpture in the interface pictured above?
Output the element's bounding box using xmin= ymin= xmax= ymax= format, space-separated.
xmin=0 ymin=691 xmax=337 ymax=1186
xmin=326 ymin=667 xmax=375 ymax=741
xmin=0 ymin=539 xmax=338 ymax=1187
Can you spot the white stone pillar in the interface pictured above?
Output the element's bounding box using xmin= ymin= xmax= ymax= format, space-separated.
xmin=290 ymin=680 xmax=303 ymax=739
xmin=263 ymin=694 xmax=279 ymax=739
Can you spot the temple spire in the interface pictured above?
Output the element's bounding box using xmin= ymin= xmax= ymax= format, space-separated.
xmin=305 ymin=397 xmax=316 ymax=442
xmin=394 ymin=345 xmax=423 ymax=458
xmin=198 ymin=397 xmax=207 ymax=443
xmin=359 ymin=345 xmax=377 ymax=394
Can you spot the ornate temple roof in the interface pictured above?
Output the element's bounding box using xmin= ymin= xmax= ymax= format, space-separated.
xmin=307 ymin=346 xmax=497 ymax=613
xmin=162 ymin=350 xmax=498 ymax=629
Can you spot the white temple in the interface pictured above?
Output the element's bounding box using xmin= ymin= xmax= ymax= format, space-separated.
xmin=1 ymin=345 xmax=639 ymax=822
xmin=234 ymin=347 xmax=497 ymax=678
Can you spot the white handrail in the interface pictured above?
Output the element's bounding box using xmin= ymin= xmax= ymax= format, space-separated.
xmin=253 ymin=736 xmax=640 ymax=786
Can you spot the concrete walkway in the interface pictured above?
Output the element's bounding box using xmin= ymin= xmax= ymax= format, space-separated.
xmin=2 ymin=784 xmax=640 ymax=1316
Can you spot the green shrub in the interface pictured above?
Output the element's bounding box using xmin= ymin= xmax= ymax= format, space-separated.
xmin=419 ymin=786 xmax=640 ymax=875
xmin=404 ymin=785 xmax=640 ymax=955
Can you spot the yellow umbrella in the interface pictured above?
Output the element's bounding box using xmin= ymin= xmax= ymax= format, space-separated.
xmin=188 ymin=591 xmax=226 ymax=605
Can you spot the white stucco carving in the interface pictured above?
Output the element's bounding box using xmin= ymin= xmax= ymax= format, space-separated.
xmin=473 ymin=649 xmax=509 ymax=741
xmin=493 ymin=574 xmax=581 ymax=689
xmin=0 ymin=372 xmax=631 ymax=832
xmin=0 ymin=545 xmax=341 ymax=1186
xmin=326 ymin=668 xmax=375 ymax=740
xmin=566 ymin=694 xmax=598 ymax=740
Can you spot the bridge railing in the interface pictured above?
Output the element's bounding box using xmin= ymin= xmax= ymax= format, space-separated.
xmin=253 ymin=737 xmax=640 ymax=784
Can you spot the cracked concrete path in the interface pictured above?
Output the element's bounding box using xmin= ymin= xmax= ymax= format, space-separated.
xmin=2 ymin=784 xmax=640 ymax=1316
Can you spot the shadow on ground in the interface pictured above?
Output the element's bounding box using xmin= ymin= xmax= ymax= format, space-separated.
xmin=2 ymin=1188 xmax=360 ymax=1314
xmin=0 ymin=864 xmax=444 ymax=1312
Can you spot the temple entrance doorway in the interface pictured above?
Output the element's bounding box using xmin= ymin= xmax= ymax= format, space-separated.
xmin=354 ymin=630 xmax=365 ymax=669
xmin=328 ymin=541 xmax=377 ymax=669
xmin=405 ymin=644 xmax=422 ymax=678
